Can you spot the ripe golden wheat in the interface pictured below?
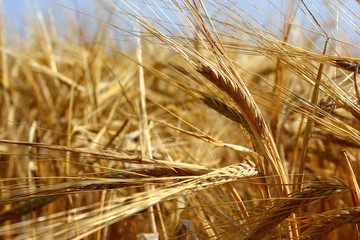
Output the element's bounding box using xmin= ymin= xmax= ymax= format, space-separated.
xmin=0 ymin=0 xmax=359 ymax=239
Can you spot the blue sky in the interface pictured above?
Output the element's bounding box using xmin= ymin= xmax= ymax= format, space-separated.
xmin=4 ymin=0 xmax=88 ymax=19
xmin=3 ymin=0 xmax=360 ymax=55
xmin=3 ymin=0 xmax=96 ymax=25
xmin=4 ymin=1 xmax=359 ymax=28
xmin=4 ymin=0 xmax=359 ymax=23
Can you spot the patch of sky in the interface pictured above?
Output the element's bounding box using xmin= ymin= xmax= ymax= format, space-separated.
xmin=3 ymin=0 xmax=359 ymax=56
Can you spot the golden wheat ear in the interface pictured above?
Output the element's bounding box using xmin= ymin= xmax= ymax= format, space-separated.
xmin=301 ymin=207 xmax=360 ymax=240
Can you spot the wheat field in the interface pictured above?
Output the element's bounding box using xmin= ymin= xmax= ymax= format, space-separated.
xmin=0 ymin=0 xmax=359 ymax=239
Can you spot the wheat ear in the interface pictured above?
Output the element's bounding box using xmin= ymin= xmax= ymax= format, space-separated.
xmin=301 ymin=207 xmax=360 ymax=240
xmin=241 ymin=182 xmax=348 ymax=240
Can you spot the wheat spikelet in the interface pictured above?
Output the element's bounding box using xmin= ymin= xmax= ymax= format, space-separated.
xmin=187 ymin=162 xmax=259 ymax=193
xmin=0 ymin=196 xmax=57 ymax=222
xmin=80 ymin=166 xmax=211 ymax=190
xmin=200 ymin=93 xmax=253 ymax=136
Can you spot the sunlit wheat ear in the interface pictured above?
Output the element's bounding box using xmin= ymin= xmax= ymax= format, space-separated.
xmin=301 ymin=207 xmax=360 ymax=240
xmin=196 ymin=63 xmax=267 ymax=137
xmin=187 ymin=162 xmax=259 ymax=192
xmin=196 ymin=62 xmax=289 ymax=194
xmin=0 ymin=163 xmax=254 ymax=223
